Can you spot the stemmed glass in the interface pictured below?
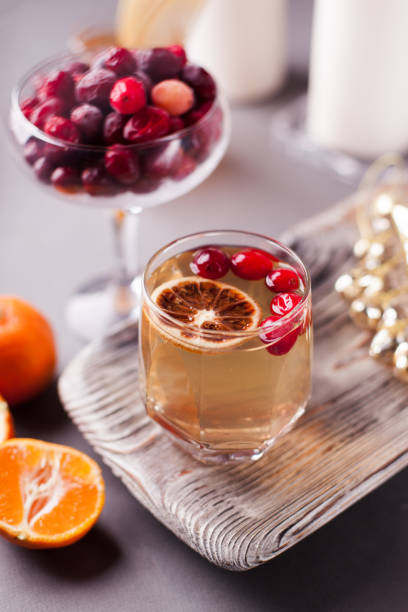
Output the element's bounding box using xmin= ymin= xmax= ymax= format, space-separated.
xmin=9 ymin=52 xmax=230 ymax=340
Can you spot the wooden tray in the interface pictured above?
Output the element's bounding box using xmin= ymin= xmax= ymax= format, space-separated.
xmin=58 ymin=193 xmax=408 ymax=571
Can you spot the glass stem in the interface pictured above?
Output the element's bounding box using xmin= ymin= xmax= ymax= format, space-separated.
xmin=111 ymin=208 xmax=141 ymax=287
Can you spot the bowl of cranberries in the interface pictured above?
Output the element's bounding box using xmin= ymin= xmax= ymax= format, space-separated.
xmin=9 ymin=45 xmax=230 ymax=208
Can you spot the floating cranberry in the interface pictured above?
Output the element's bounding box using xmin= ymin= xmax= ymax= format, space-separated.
xmin=41 ymin=70 xmax=75 ymax=101
xmin=270 ymin=292 xmax=302 ymax=317
xmin=231 ymin=249 xmax=274 ymax=280
xmin=190 ymin=247 xmax=230 ymax=280
xmin=167 ymin=45 xmax=187 ymax=67
xmin=23 ymin=138 xmax=43 ymax=165
xmin=183 ymin=101 xmax=213 ymax=126
xmin=33 ymin=156 xmax=55 ymax=182
xmin=267 ymin=328 xmax=299 ymax=356
xmin=105 ymin=145 xmax=140 ymax=185
xmin=75 ymin=68 xmax=116 ymax=107
xmin=51 ymin=165 xmax=80 ymax=189
xmin=265 ymin=268 xmax=300 ymax=293
xmin=110 ymin=77 xmax=146 ymax=115
xmin=103 ymin=112 xmax=127 ymax=144
xmin=259 ymin=316 xmax=299 ymax=355
xmin=44 ymin=116 xmax=81 ymax=144
xmin=172 ymin=152 xmax=196 ymax=180
xmin=82 ymin=165 xmax=121 ymax=196
xmin=169 ymin=117 xmax=184 ymax=133
xmin=123 ymin=106 xmax=171 ymax=143
xmin=144 ymin=48 xmax=183 ymax=82
xmin=181 ymin=64 xmax=216 ymax=101
xmin=29 ymin=97 xmax=65 ymax=128
xmin=70 ymin=104 xmax=103 ymax=142
xmin=151 ymin=79 xmax=194 ymax=116
xmin=94 ymin=47 xmax=136 ymax=76
xmin=20 ymin=96 xmax=39 ymax=119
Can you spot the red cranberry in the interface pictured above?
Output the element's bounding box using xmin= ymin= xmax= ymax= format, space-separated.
xmin=105 ymin=145 xmax=140 ymax=185
xmin=270 ymin=292 xmax=302 ymax=317
xmin=267 ymin=328 xmax=299 ymax=355
xmin=103 ymin=112 xmax=127 ymax=144
xmin=94 ymin=47 xmax=136 ymax=76
xmin=144 ymin=48 xmax=183 ymax=81
xmin=44 ymin=116 xmax=81 ymax=144
xmin=70 ymin=104 xmax=103 ymax=142
xmin=43 ymin=143 xmax=73 ymax=166
xmin=181 ymin=65 xmax=216 ymax=101
xmin=33 ymin=156 xmax=55 ymax=182
xmin=172 ymin=152 xmax=196 ymax=180
xmin=75 ymin=68 xmax=116 ymax=107
xmin=167 ymin=45 xmax=187 ymax=67
xmin=65 ymin=61 xmax=89 ymax=79
xmin=183 ymin=101 xmax=213 ymax=126
xmin=133 ymin=71 xmax=153 ymax=97
xmin=51 ymin=166 xmax=80 ymax=189
xmin=259 ymin=316 xmax=299 ymax=355
xmin=143 ymin=142 xmax=182 ymax=179
xmin=41 ymin=70 xmax=75 ymax=101
xmin=20 ymin=96 xmax=39 ymax=119
xmin=29 ymin=97 xmax=65 ymax=128
xmin=110 ymin=77 xmax=146 ymax=114
xmin=231 ymin=249 xmax=274 ymax=280
xmin=23 ymin=138 xmax=44 ymax=165
xmin=123 ymin=106 xmax=171 ymax=143
xmin=169 ymin=117 xmax=184 ymax=133
xmin=82 ymin=165 xmax=121 ymax=196
xmin=131 ymin=176 xmax=162 ymax=194
xmin=265 ymin=268 xmax=300 ymax=293
xmin=190 ymin=247 xmax=230 ymax=279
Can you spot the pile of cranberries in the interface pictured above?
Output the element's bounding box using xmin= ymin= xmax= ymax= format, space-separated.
xmin=20 ymin=46 xmax=221 ymax=196
xmin=190 ymin=246 xmax=309 ymax=355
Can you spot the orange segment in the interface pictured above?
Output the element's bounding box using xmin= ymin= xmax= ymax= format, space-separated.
xmin=0 ymin=395 xmax=14 ymax=442
xmin=0 ymin=439 xmax=105 ymax=548
xmin=150 ymin=276 xmax=262 ymax=351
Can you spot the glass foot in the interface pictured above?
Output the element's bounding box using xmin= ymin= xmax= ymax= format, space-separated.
xmin=66 ymin=274 xmax=141 ymax=341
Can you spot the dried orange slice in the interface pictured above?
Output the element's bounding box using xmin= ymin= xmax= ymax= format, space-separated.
xmin=150 ymin=276 xmax=262 ymax=350
xmin=0 ymin=395 xmax=14 ymax=442
xmin=0 ymin=439 xmax=105 ymax=549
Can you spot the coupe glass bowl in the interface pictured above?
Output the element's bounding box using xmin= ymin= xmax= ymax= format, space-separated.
xmin=9 ymin=52 xmax=231 ymax=340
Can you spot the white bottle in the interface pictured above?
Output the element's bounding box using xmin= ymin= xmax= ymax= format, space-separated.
xmin=307 ymin=0 xmax=408 ymax=159
xmin=187 ymin=0 xmax=287 ymax=103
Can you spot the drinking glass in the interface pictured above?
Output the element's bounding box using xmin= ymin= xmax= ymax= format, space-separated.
xmin=140 ymin=230 xmax=312 ymax=464
xmin=9 ymin=53 xmax=230 ymax=340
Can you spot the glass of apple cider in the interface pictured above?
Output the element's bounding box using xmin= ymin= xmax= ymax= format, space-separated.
xmin=140 ymin=230 xmax=312 ymax=464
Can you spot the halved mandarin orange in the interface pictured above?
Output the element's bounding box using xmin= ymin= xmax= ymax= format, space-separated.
xmin=150 ymin=276 xmax=262 ymax=350
xmin=0 ymin=439 xmax=105 ymax=549
xmin=0 ymin=395 xmax=14 ymax=442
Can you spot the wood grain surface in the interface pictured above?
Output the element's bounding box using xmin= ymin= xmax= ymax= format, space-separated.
xmin=58 ymin=192 xmax=408 ymax=571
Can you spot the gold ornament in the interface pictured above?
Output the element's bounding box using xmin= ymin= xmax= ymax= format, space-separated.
xmin=335 ymin=153 xmax=408 ymax=381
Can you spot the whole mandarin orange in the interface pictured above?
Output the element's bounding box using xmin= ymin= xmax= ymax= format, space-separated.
xmin=0 ymin=296 xmax=56 ymax=405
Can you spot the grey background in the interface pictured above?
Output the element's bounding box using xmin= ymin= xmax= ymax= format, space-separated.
xmin=2 ymin=1 xmax=408 ymax=611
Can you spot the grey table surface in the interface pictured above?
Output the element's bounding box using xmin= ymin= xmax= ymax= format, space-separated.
xmin=2 ymin=1 xmax=408 ymax=611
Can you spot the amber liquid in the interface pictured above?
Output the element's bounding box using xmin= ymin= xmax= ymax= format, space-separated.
xmin=140 ymin=248 xmax=312 ymax=455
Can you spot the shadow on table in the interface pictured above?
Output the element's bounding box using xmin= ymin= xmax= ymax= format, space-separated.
xmin=12 ymin=379 xmax=69 ymax=436
xmin=21 ymin=525 xmax=122 ymax=582
xmin=215 ymin=467 xmax=408 ymax=612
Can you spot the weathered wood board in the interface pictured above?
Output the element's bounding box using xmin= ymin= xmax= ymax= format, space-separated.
xmin=58 ymin=193 xmax=408 ymax=571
